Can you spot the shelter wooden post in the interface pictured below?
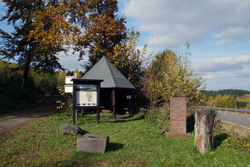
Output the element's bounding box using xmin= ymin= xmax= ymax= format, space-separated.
xmin=111 ymin=89 xmax=116 ymax=118
xmin=126 ymin=89 xmax=133 ymax=116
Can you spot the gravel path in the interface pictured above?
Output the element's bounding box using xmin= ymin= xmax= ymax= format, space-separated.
xmin=0 ymin=105 xmax=57 ymax=136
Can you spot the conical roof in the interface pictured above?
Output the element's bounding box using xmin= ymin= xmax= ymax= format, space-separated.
xmin=82 ymin=56 xmax=136 ymax=89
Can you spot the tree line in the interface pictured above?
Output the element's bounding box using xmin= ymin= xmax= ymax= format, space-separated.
xmin=204 ymin=90 xmax=250 ymax=109
xmin=0 ymin=59 xmax=83 ymax=112
xmin=203 ymin=89 xmax=250 ymax=99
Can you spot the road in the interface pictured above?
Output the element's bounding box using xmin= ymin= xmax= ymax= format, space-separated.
xmin=216 ymin=111 xmax=250 ymax=129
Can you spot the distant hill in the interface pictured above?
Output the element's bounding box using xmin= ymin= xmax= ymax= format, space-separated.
xmin=203 ymin=89 xmax=250 ymax=99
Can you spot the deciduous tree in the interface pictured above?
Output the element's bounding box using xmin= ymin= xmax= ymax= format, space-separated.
xmin=113 ymin=28 xmax=149 ymax=88
xmin=143 ymin=45 xmax=206 ymax=106
xmin=80 ymin=0 xmax=127 ymax=71
xmin=74 ymin=68 xmax=81 ymax=78
xmin=0 ymin=0 xmax=86 ymax=88
xmin=215 ymin=94 xmax=236 ymax=108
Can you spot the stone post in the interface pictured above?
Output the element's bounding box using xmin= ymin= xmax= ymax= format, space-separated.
xmin=165 ymin=97 xmax=192 ymax=138
xmin=194 ymin=110 xmax=216 ymax=154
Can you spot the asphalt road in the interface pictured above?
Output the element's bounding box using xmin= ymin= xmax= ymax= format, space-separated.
xmin=216 ymin=111 xmax=250 ymax=129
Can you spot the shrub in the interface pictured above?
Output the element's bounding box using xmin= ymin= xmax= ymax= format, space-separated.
xmin=141 ymin=106 xmax=197 ymax=134
xmin=142 ymin=105 xmax=170 ymax=134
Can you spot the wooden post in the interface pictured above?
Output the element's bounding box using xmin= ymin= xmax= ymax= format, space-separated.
xmin=127 ymin=90 xmax=133 ymax=116
xmin=73 ymin=109 xmax=76 ymax=125
xmin=97 ymin=108 xmax=100 ymax=124
xmin=111 ymin=89 xmax=116 ymax=118
xmin=194 ymin=110 xmax=216 ymax=154
xmin=73 ymin=84 xmax=76 ymax=125
xmin=97 ymin=82 xmax=101 ymax=124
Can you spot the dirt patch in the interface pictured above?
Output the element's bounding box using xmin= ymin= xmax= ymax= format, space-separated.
xmin=0 ymin=105 xmax=57 ymax=119
xmin=0 ymin=105 xmax=58 ymax=137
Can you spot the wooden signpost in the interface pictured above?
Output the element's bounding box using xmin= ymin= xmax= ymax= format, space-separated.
xmin=71 ymin=79 xmax=103 ymax=125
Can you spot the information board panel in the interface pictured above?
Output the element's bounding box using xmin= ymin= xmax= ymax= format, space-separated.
xmin=75 ymin=84 xmax=97 ymax=106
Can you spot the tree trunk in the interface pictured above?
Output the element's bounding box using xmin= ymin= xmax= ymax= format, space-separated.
xmin=194 ymin=110 xmax=216 ymax=154
xmin=21 ymin=54 xmax=32 ymax=88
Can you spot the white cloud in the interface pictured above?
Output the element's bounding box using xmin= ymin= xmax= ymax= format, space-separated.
xmin=211 ymin=27 xmax=250 ymax=45
xmin=196 ymin=54 xmax=250 ymax=90
xmin=205 ymin=77 xmax=250 ymax=90
xmin=57 ymin=52 xmax=87 ymax=72
xmin=197 ymin=55 xmax=250 ymax=72
xmin=122 ymin=0 xmax=250 ymax=47
xmin=201 ymin=70 xmax=250 ymax=80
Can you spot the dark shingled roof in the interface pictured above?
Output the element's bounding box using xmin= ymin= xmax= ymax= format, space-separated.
xmin=82 ymin=56 xmax=136 ymax=89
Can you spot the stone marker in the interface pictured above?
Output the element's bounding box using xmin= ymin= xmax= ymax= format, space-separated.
xmin=165 ymin=97 xmax=191 ymax=138
xmin=77 ymin=133 xmax=109 ymax=154
xmin=59 ymin=123 xmax=84 ymax=135
xmin=194 ymin=110 xmax=216 ymax=154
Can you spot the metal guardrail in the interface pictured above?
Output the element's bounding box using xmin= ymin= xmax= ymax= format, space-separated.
xmin=197 ymin=106 xmax=250 ymax=113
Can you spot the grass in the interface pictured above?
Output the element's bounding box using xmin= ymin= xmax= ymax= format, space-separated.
xmin=218 ymin=121 xmax=250 ymax=138
xmin=0 ymin=110 xmax=250 ymax=167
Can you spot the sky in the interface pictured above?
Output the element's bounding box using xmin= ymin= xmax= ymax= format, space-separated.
xmin=1 ymin=0 xmax=250 ymax=91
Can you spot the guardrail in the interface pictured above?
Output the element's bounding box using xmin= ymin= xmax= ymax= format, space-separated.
xmin=197 ymin=106 xmax=250 ymax=113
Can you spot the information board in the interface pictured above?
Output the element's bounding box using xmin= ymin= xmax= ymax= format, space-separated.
xmin=75 ymin=84 xmax=97 ymax=106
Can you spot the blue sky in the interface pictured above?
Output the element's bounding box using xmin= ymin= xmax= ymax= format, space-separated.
xmin=118 ymin=0 xmax=250 ymax=91
xmin=1 ymin=0 xmax=250 ymax=91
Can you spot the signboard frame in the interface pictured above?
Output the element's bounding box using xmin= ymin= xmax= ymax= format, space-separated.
xmin=71 ymin=79 xmax=103 ymax=124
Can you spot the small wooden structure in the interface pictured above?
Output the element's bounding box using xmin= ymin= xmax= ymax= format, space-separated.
xmin=82 ymin=56 xmax=136 ymax=117
xmin=71 ymin=79 xmax=103 ymax=124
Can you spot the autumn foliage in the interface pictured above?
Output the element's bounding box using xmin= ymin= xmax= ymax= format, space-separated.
xmin=143 ymin=47 xmax=206 ymax=107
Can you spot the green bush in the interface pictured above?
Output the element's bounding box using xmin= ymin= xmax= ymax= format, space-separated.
xmin=142 ymin=105 xmax=170 ymax=134
xmin=141 ymin=106 xmax=196 ymax=134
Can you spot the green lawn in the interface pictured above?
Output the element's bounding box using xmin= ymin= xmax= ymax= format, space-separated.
xmin=0 ymin=110 xmax=249 ymax=167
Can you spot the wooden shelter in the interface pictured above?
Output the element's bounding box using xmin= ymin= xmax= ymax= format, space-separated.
xmin=82 ymin=56 xmax=136 ymax=117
